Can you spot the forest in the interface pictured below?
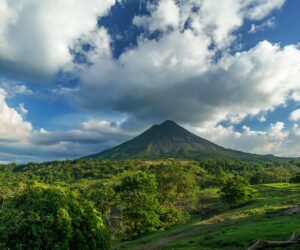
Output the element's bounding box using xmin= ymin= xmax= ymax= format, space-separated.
xmin=0 ymin=158 xmax=299 ymax=249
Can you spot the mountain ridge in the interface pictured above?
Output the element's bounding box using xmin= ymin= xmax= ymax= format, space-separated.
xmin=84 ymin=120 xmax=293 ymax=162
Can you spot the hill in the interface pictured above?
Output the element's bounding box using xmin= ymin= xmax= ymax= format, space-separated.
xmin=84 ymin=120 xmax=290 ymax=162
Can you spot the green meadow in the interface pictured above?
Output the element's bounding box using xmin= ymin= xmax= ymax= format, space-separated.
xmin=116 ymin=183 xmax=300 ymax=250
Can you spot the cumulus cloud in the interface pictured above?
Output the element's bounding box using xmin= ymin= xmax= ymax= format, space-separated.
xmin=1 ymin=0 xmax=299 ymax=161
xmin=134 ymin=0 xmax=285 ymax=48
xmin=61 ymin=0 xmax=293 ymax=128
xmin=133 ymin=0 xmax=180 ymax=32
xmin=193 ymin=122 xmax=299 ymax=157
xmin=0 ymin=0 xmax=116 ymax=80
xmin=70 ymin=38 xmax=300 ymax=127
xmin=0 ymin=89 xmax=32 ymax=141
xmin=289 ymin=109 xmax=300 ymax=122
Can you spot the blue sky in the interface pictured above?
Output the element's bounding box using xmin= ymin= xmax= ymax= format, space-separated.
xmin=0 ymin=0 xmax=300 ymax=162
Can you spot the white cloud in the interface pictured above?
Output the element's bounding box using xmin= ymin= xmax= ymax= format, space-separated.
xmin=0 ymin=89 xmax=32 ymax=141
xmin=0 ymin=0 xmax=116 ymax=80
xmin=133 ymin=0 xmax=180 ymax=32
xmin=0 ymin=116 xmax=132 ymax=162
xmin=81 ymin=120 xmax=122 ymax=134
xmin=63 ymin=0 xmax=294 ymax=128
xmin=214 ymin=41 xmax=300 ymax=120
xmin=243 ymin=0 xmax=285 ymax=20
xmin=70 ymin=37 xmax=300 ymax=127
xmin=292 ymin=91 xmax=300 ymax=102
xmin=0 ymin=79 xmax=32 ymax=97
xmin=134 ymin=0 xmax=285 ymax=48
xmin=248 ymin=17 xmax=275 ymax=34
xmin=31 ymin=119 xmax=130 ymax=146
xmin=289 ymin=109 xmax=300 ymax=122
xmin=42 ymin=0 xmax=299 ymax=159
xmin=193 ymin=122 xmax=299 ymax=157
xmin=257 ymin=114 xmax=267 ymax=122
xmin=17 ymin=103 xmax=28 ymax=117
xmin=0 ymin=83 xmax=131 ymax=161
xmin=0 ymin=0 xmax=298 ymax=161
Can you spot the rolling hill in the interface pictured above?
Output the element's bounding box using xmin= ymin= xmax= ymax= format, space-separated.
xmin=84 ymin=120 xmax=291 ymax=162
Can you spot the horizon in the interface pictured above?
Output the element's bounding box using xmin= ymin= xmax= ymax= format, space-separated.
xmin=0 ymin=0 xmax=300 ymax=163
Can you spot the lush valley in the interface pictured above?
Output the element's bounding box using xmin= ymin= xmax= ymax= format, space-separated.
xmin=0 ymin=157 xmax=299 ymax=249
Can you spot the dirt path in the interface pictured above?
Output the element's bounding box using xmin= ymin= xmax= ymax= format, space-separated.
xmin=133 ymin=229 xmax=199 ymax=250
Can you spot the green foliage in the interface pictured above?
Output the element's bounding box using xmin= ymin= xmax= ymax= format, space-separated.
xmin=199 ymin=158 xmax=297 ymax=185
xmin=155 ymin=164 xmax=200 ymax=209
xmin=116 ymin=171 xmax=162 ymax=237
xmin=0 ymin=183 xmax=110 ymax=250
xmin=0 ymin=157 xmax=298 ymax=246
xmin=83 ymin=182 xmax=118 ymax=227
xmin=6 ymin=158 xmax=298 ymax=186
xmin=154 ymin=163 xmax=200 ymax=226
xmin=220 ymin=175 xmax=252 ymax=207
xmin=116 ymin=184 xmax=300 ymax=250
xmin=13 ymin=160 xmax=128 ymax=183
xmin=290 ymin=172 xmax=300 ymax=183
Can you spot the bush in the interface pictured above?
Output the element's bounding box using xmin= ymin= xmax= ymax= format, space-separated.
xmin=220 ymin=175 xmax=252 ymax=207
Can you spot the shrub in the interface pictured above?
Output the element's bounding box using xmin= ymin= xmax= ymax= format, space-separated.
xmin=220 ymin=175 xmax=252 ymax=207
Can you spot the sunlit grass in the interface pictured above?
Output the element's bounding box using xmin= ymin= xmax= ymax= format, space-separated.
xmin=115 ymin=183 xmax=300 ymax=250
xmin=262 ymin=183 xmax=300 ymax=188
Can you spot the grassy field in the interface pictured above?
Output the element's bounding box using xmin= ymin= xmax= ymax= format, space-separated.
xmin=114 ymin=183 xmax=300 ymax=250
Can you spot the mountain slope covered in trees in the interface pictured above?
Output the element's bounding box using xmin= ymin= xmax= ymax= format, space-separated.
xmin=85 ymin=120 xmax=294 ymax=162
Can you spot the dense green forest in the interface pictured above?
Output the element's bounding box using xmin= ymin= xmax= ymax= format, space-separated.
xmin=0 ymin=158 xmax=299 ymax=249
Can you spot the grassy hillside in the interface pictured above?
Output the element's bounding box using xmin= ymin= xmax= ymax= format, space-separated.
xmin=116 ymin=183 xmax=300 ymax=250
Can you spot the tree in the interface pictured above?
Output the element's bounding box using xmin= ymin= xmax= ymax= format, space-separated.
xmin=116 ymin=171 xmax=162 ymax=237
xmin=290 ymin=172 xmax=300 ymax=183
xmin=220 ymin=175 xmax=251 ymax=207
xmin=155 ymin=164 xmax=200 ymax=209
xmin=0 ymin=183 xmax=110 ymax=250
xmin=154 ymin=164 xmax=200 ymax=226
xmin=84 ymin=182 xmax=118 ymax=226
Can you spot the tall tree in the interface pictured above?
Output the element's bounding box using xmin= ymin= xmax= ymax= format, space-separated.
xmin=116 ymin=171 xmax=162 ymax=237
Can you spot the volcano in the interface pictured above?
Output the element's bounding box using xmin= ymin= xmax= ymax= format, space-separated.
xmin=85 ymin=120 xmax=288 ymax=162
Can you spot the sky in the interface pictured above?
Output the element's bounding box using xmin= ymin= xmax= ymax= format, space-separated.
xmin=0 ymin=0 xmax=300 ymax=163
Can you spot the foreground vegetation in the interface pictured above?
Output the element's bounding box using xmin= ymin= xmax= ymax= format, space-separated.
xmin=117 ymin=183 xmax=300 ymax=249
xmin=0 ymin=158 xmax=299 ymax=249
